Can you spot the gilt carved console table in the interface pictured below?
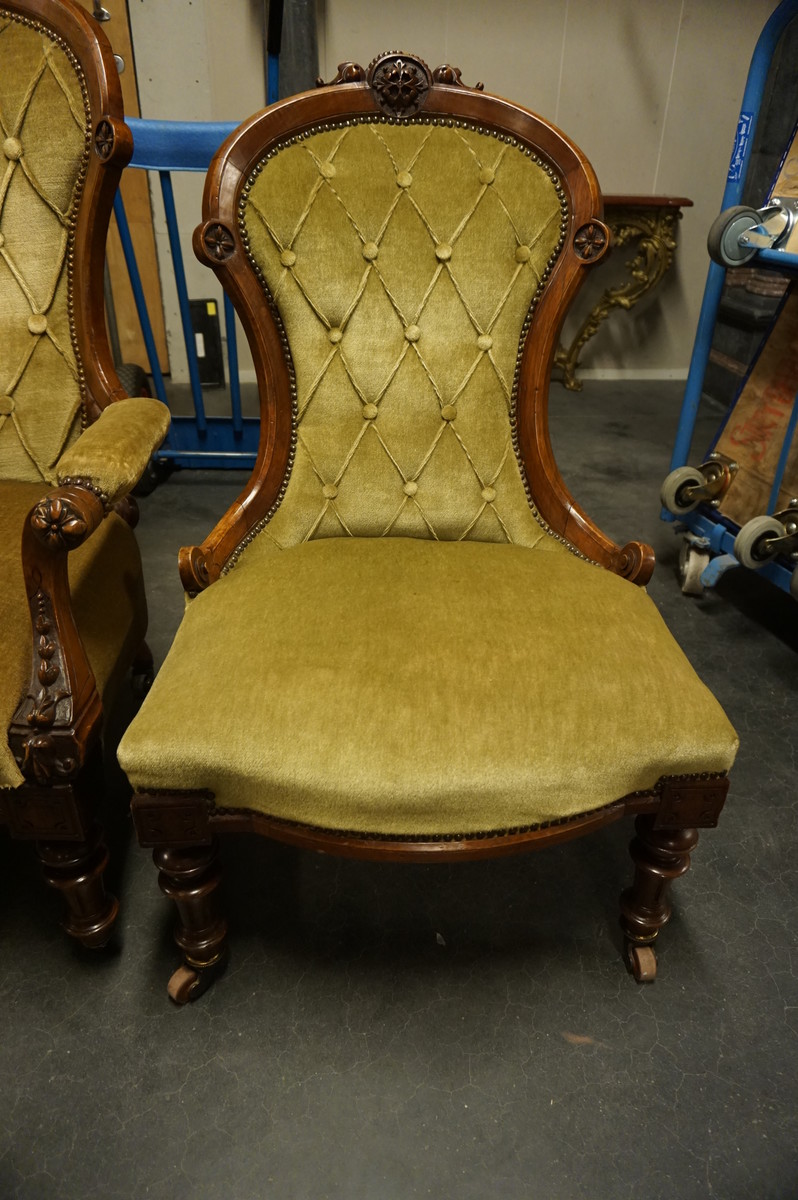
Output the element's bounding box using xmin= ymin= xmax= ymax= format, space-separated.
xmin=554 ymin=195 xmax=693 ymax=391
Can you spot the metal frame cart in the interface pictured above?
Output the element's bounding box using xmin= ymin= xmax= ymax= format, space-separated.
xmin=661 ymin=0 xmax=798 ymax=601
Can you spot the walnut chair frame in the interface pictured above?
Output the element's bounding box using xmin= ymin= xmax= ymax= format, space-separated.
xmin=127 ymin=54 xmax=732 ymax=1001
xmin=0 ymin=0 xmax=168 ymax=946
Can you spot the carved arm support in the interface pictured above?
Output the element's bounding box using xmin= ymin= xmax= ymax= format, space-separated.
xmin=8 ymin=485 xmax=107 ymax=786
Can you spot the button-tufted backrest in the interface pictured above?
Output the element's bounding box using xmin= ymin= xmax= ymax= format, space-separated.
xmin=0 ymin=9 xmax=89 ymax=484
xmin=240 ymin=118 xmax=568 ymax=551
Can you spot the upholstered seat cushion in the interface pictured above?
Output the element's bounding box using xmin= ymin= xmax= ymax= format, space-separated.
xmin=118 ymin=538 xmax=738 ymax=837
xmin=1 ymin=480 xmax=147 ymax=788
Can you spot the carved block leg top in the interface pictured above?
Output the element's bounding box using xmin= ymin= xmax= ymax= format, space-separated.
xmin=619 ymin=814 xmax=699 ymax=983
xmin=37 ymin=822 xmax=119 ymax=949
xmin=154 ymin=840 xmax=228 ymax=1003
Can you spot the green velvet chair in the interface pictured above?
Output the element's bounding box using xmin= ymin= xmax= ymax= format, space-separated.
xmin=0 ymin=0 xmax=169 ymax=946
xmin=118 ymin=53 xmax=738 ymax=1002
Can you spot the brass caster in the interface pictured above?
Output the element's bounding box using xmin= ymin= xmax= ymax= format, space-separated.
xmin=167 ymin=950 xmax=227 ymax=1005
xmin=627 ymin=941 xmax=657 ymax=983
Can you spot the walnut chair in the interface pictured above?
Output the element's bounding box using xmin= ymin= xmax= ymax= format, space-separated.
xmin=118 ymin=53 xmax=738 ymax=1002
xmin=0 ymin=0 xmax=169 ymax=947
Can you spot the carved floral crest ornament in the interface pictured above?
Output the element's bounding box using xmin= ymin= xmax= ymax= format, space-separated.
xmin=367 ymin=53 xmax=433 ymax=118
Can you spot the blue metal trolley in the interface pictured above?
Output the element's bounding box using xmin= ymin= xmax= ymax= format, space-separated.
xmin=661 ymin=0 xmax=798 ymax=601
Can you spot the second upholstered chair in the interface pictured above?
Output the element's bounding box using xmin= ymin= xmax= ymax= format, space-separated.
xmin=0 ymin=0 xmax=168 ymax=946
xmin=118 ymin=53 xmax=737 ymax=1002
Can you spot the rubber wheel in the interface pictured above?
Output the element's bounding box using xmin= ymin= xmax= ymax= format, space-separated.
xmin=627 ymin=942 xmax=657 ymax=982
xmin=660 ymin=465 xmax=703 ymax=515
xmin=707 ymin=205 xmax=761 ymax=267
xmin=115 ymin=361 xmax=151 ymax=397
xmin=734 ymin=514 xmax=785 ymax=568
xmin=678 ymin=541 xmax=709 ymax=596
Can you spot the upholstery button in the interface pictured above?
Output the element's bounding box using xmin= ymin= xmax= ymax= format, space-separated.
xmin=405 ymin=324 xmax=420 ymax=342
xmin=477 ymin=334 xmax=493 ymax=351
xmin=322 ymin=483 xmax=338 ymax=499
xmin=0 ymin=395 xmax=14 ymax=415
xmin=362 ymin=403 xmax=378 ymax=420
xmin=403 ymin=480 xmax=418 ymax=496
xmin=362 ymin=242 xmax=379 ymax=261
xmin=396 ymin=170 xmax=413 ymax=188
xmin=440 ymin=404 xmax=456 ymax=421
xmin=320 ymin=161 xmax=336 ymax=178
xmin=328 ymin=327 xmax=343 ymax=344
xmin=435 ymin=243 xmax=452 ymax=262
xmin=479 ymin=167 xmax=495 ymax=185
xmin=280 ymin=249 xmax=296 ymax=267
xmin=515 ymin=244 xmax=532 ymax=263
xmin=3 ymin=138 xmax=22 ymax=161
xmin=27 ymin=313 xmax=47 ymax=335
xmin=481 ymin=486 xmax=497 ymax=502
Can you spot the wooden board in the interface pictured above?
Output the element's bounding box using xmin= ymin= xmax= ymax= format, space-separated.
xmin=715 ymin=288 xmax=798 ymax=524
xmin=76 ymin=0 xmax=169 ymax=374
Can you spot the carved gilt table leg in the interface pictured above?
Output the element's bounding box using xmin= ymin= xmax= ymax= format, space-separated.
xmin=554 ymin=202 xmax=684 ymax=391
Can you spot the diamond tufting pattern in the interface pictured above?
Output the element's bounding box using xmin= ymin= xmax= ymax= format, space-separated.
xmin=240 ymin=120 xmax=569 ymax=555
xmin=0 ymin=11 xmax=89 ymax=484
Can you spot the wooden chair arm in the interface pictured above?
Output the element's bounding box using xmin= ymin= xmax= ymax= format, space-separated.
xmin=8 ymin=484 xmax=107 ymax=785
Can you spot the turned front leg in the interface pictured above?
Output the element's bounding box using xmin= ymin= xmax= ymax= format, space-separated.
xmin=620 ymin=815 xmax=699 ymax=981
xmin=37 ymin=823 xmax=119 ymax=949
xmin=154 ymin=840 xmax=228 ymax=1003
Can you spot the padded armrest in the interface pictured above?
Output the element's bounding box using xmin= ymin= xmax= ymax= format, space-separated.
xmin=56 ymin=397 xmax=170 ymax=505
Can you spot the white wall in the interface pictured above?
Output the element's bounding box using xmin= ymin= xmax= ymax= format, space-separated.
xmin=129 ymin=0 xmax=777 ymax=383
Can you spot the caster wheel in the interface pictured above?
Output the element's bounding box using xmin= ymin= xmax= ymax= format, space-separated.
xmin=734 ymin=514 xmax=785 ymax=569
xmin=133 ymin=457 xmax=174 ymax=498
xmin=661 ymin=466 xmax=703 ymax=515
xmin=707 ymin=205 xmax=761 ymax=267
xmin=115 ymin=362 xmax=151 ymax=398
xmin=131 ymin=668 xmax=154 ymax=699
xmin=166 ymin=950 xmax=227 ymax=1004
xmin=167 ymin=964 xmax=201 ymax=1004
xmin=627 ymin=942 xmax=657 ymax=983
xmin=678 ymin=542 xmax=709 ymax=596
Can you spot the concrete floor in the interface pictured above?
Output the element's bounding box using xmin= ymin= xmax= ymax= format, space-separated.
xmin=1 ymin=381 xmax=797 ymax=1199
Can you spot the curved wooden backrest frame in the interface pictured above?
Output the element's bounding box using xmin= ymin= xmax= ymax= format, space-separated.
xmin=1 ymin=0 xmax=133 ymax=426
xmin=186 ymin=54 xmax=654 ymax=592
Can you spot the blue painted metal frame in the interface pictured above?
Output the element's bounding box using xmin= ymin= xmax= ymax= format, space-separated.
xmin=664 ymin=0 xmax=798 ymax=599
xmin=667 ymin=0 xmax=798 ymax=478
xmin=114 ymin=116 xmax=264 ymax=469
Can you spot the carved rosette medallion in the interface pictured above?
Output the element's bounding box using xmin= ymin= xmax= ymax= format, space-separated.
xmin=368 ymin=54 xmax=432 ymax=118
xmin=30 ymin=497 xmax=88 ymax=550
xmin=204 ymin=223 xmax=235 ymax=262
xmin=94 ymin=118 xmax=115 ymax=160
xmin=574 ymin=222 xmax=609 ymax=261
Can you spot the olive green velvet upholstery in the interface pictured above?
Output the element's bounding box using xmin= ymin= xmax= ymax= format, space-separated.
xmin=0 ymin=10 xmax=89 ymax=484
xmin=240 ymin=122 xmax=568 ymax=554
xmin=1 ymin=480 xmax=148 ymax=789
xmin=119 ymin=539 xmax=738 ymax=836
xmin=119 ymin=111 xmax=738 ymax=838
xmin=57 ymin=396 xmax=171 ymax=504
